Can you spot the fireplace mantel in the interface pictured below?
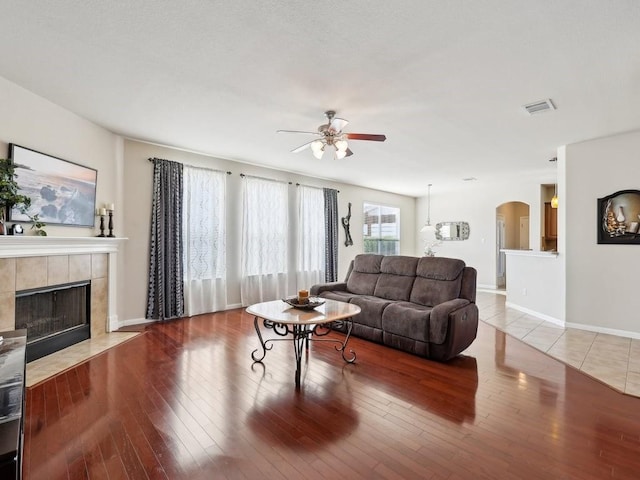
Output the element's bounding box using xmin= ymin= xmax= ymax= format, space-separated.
xmin=0 ymin=236 xmax=127 ymax=333
xmin=0 ymin=236 xmax=126 ymax=258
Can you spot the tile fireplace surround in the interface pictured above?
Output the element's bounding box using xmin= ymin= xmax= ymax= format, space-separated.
xmin=0 ymin=237 xmax=125 ymax=338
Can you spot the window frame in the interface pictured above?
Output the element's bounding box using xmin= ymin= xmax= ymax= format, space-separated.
xmin=362 ymin=201 xmax=401 ymax=255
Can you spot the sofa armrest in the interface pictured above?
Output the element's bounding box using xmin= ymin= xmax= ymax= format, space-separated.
xmin=429 ymin=298 xmax=470 ymax=344
xmin=310 ymin=282 xmax=348 ymax=296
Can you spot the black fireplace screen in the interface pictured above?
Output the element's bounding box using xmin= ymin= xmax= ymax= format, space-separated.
xmin=15 ymin=281 xmax=90 ymax=343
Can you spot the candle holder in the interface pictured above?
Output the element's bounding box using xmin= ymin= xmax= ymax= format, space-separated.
xmin=107 ymin=210 xmax=115 ymax=237
xmin=97 ymin=214 xmax=106 ymax=237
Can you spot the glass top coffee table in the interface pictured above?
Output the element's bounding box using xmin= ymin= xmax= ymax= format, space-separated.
xmin=247 ymin=298 xmax=361 ymax=388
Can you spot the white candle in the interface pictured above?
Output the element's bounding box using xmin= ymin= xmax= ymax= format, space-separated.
xmin=99 ymin=208 xmax=107 ymax=216
xmin=107 ymin=203 xmax=115 ymax=211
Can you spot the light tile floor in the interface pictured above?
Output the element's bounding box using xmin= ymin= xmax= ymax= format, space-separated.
xmin=477 ymin=291 xmax=640 ymax=397
xmin=26 ymin=293 xmax=640 ymax=398
xmin=26 ymin=331 xmax=140 ymax=387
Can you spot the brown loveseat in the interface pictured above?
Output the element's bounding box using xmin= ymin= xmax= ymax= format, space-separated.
xmin=310 ymin=254 xmax=478 ymax=361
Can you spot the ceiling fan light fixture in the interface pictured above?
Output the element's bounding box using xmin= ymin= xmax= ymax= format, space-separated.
xmin=311 ymin=140 xmax=325 ymax=159
xmin=278 ymin=111 xmax=387 ymax=160
xmin=334 ymin=139 xmax=348 ymax=152
xmin=311 ymin=140 xmax=324 ymax=158
xmin=335 ymin=148 xmax=347 ymax=160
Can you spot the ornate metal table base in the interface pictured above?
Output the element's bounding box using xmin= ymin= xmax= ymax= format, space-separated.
xmin=251 ymin=317 xmax=356 ymax=388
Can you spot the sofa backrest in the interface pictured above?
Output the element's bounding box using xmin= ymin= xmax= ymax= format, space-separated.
xmin=373 ymin=255 xmax=418 ymax=301
xmin=409 ymin=257 xmax=466 ymax=307
xmin=346 ymin=254 xmax=383 ymax=295
xmin=345 ymin=254 xmax=476 ymax=305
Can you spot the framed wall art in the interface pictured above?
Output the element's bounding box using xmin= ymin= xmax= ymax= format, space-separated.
xmin=597 ymin=189 xmax=640 ymax=244
xmin=8 ymin=144 xmax=98 ymax=227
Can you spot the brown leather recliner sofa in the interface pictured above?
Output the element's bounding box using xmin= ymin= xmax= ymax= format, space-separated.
xmin=310 ymin=254 xmax=479 ymax=362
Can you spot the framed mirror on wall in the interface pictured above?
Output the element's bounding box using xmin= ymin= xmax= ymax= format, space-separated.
xmin=435 ymin=221 xmax=470 ymax=241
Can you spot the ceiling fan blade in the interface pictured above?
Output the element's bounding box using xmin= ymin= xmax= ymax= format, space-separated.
xmin=277 ymin=129 xmax=322 ymax=136
xmin=346 ymin=133 xmax=387 ymax=142
xmin=329 ymin=117 xmax=349 ymax=133
xmin=291 ymin=139 xmax=317 ymax=153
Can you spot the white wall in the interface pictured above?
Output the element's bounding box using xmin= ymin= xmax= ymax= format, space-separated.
xmin=565 ymin=130 xmax=640 ymax=337
xmin=415 ymin=180 xmax=542 ymax=289
xmin=504 ymin=251 xmax=564 ymax=323
xmin=122 ymin=140 xmax=416 ymax=322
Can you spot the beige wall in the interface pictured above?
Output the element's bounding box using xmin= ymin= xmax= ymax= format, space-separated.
xmin=121 ymin=139 xmax=416 ymax=322
xmin=0 ymin=76 xmax=120 ymax=238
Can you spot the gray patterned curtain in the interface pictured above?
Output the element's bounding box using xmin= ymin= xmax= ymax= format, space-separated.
xmin=146 ymin=158 xmax=184 ymax=320
xmin=323 ymin=188 xmax=339 ymax=282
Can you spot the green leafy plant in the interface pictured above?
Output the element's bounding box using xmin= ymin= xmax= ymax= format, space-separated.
xmin=0 ymin=158 xmax=47 ymax=235
xmin=29 ymin=214 xmax=47 ymax=236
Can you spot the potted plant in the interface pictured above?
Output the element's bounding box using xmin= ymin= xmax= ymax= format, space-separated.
xmin=0 ymin=158 xmax=46 ymax=235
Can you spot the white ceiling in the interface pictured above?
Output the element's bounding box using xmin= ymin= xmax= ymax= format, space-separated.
xmin=0 ymin=1 xmax=639 ymax=197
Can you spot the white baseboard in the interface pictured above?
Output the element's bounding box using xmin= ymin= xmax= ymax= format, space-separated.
xmin=563 ymin=321 xmax=640 ymax=340
xmin=504 ymin=301 xmax=564 ymax=327
xmin=504 ymin=301 xmax=640 ymax=340
xmin=113 ymin=303 xmax=246 ymax=331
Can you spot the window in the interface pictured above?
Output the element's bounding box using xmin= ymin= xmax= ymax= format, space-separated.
xmin=297 ymin=185 xmax=325 ymax=288
xmin=240 ymin=176 xmax=289 ymax=304
xmin=182 ymin=166 xmax=227 ymax=315
xmin=363 ymin=202 xmax=400 ymax=255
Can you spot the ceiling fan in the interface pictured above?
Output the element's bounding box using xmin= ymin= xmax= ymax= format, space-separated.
xmin=277 ymin=110 xmax=386 ymax=160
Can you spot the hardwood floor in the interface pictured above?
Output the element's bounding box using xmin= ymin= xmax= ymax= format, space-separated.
xmin=24 ymin=304 xmax=640 ymax=479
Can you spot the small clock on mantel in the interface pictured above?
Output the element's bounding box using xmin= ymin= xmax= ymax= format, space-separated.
xmin=10 ymin=224 xmax=23 ymax=235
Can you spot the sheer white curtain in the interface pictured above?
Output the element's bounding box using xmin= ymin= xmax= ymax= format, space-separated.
xmin=297 ymin=185 xmax=325 ymax=290
xmin=182 ymin=166 xmax=227 ymax=316
xmin=241 ymin=176 xmax=289 ymax=305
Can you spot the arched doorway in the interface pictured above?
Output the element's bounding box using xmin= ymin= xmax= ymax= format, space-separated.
xmin=496 ymin=201 xmax=530 ymax=289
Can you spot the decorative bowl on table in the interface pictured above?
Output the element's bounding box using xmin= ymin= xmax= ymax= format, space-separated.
xmin=282 ymin=297 xmax=325 ymax=310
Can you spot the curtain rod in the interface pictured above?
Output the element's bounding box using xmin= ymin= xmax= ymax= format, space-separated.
xmin=295 ymin=182 xmax=340 ymax=193
xmin=239 ymin=173 xmax=292 ymax=185
xmin=148 ymin=157 xmax=231 ymax=175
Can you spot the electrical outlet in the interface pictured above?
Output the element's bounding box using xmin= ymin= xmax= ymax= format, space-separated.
xmin=522 ymin=288 xmax=527 ymax=296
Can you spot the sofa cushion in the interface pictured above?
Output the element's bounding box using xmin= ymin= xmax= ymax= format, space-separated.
xmin=380 ymin=255 xmax=419 ymax=276
xmin=416 ymin=256 xmax=465 ymax=280
xmin=349 ymin=295 xmax=392 ymax=330
xmin=347 ymin=254 xmax=383 ymax=295
xmin=381 ymin=302 xmax=431 ymax=343
xmin=353 ymin=254 xmax=384 ymax=273
xmin=373 ymin=256 xmax=418 ymax=301
xmin=317 ymin=290 xmax=361 ymax=303
xmin=410 ymin=257 xmax=465 ymax=306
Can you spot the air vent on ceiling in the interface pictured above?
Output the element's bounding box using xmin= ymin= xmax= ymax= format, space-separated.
xmin=523 ymin=99 xmax=556 ymax=115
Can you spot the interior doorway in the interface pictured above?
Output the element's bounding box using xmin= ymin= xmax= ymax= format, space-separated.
xmin=496 ymin=202 xmax=530 ymax=290
xmin=496 ymin=215 xmax=506 ymax=289
xmin=519 ymin=216 xmax=529 ymax=250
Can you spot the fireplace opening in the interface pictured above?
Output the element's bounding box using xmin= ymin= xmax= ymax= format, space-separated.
xmin=15 ymin=281 xmax=91 ymax=362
